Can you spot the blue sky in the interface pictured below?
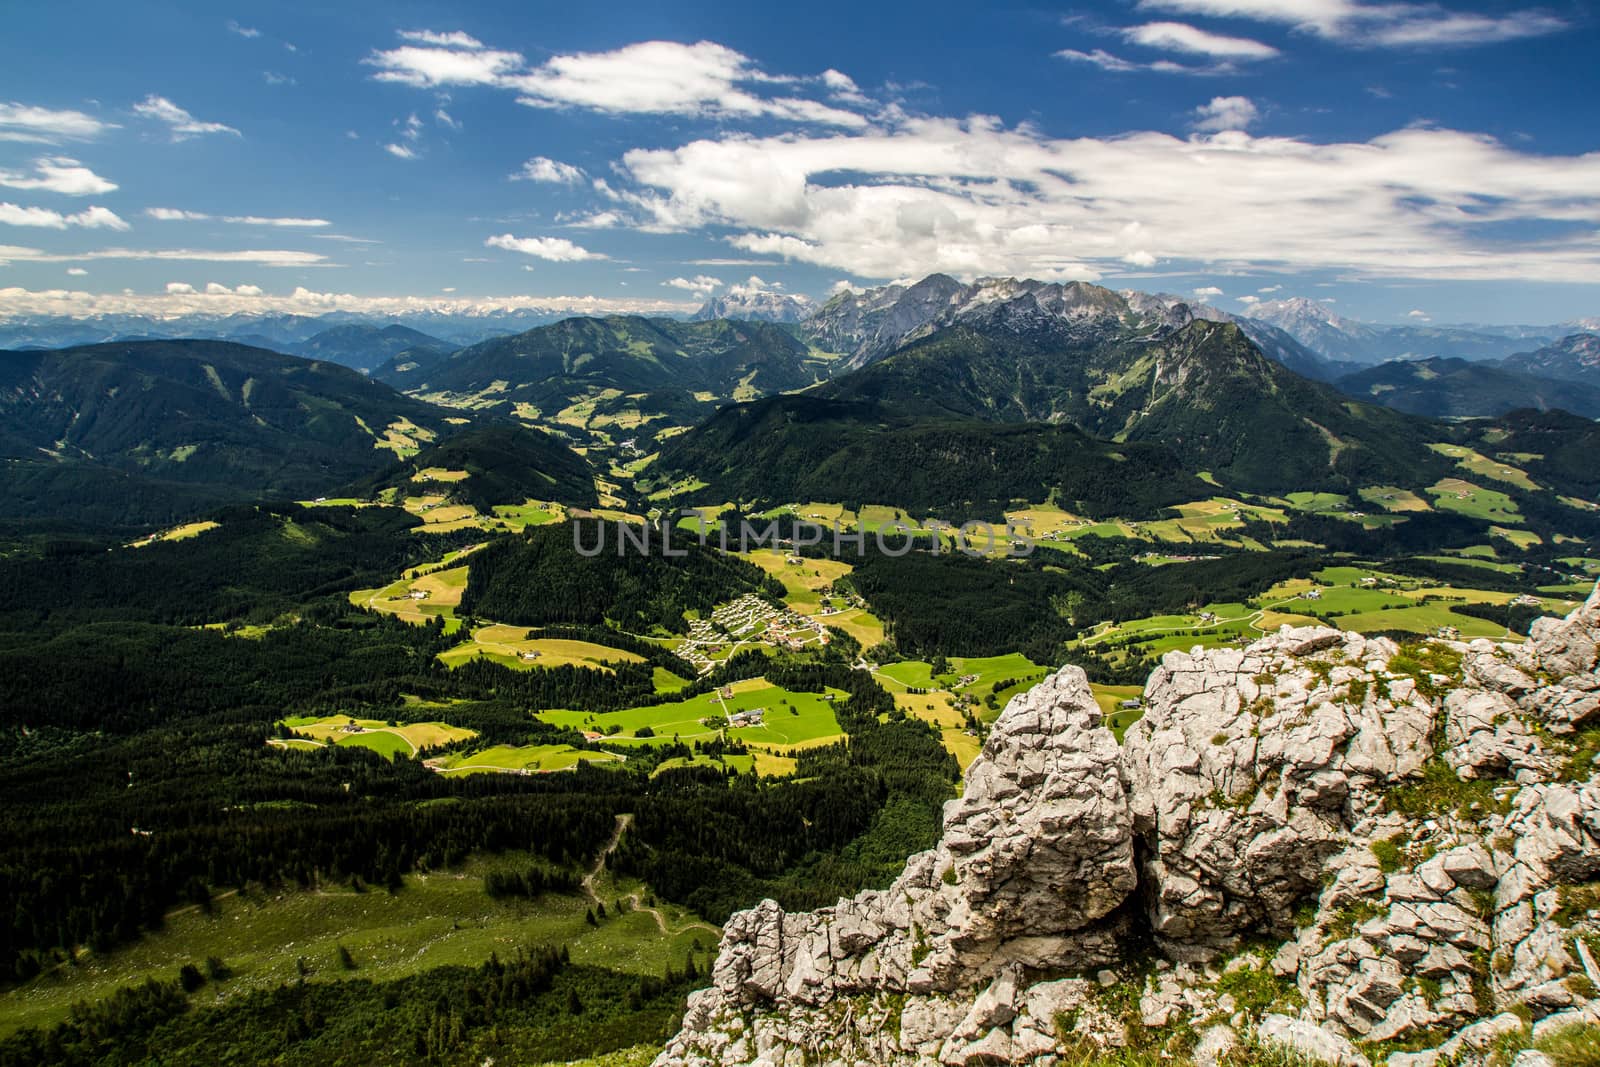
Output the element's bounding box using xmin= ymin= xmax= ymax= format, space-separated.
xmin=1 ymin=0 xmax=1597 ymax=325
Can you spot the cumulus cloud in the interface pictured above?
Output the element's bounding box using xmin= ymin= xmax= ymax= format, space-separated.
xmin=133 ymin=95 xmax=240 ymax=139
xmin=514 ymin=156 xmax=585 ymax=183
xmin=166 ymin=281 xmax=196 ymax=294
xmin=611 ymin=116 xmax=1600 ymax=283
xmin=384 ymin=143 xmax=418 ymax=159
xmin=1135 ymin=0 xmax=1564 ymax=48
xmin=365 ymin=33 xmax=871 ymax=127
xmin=0 ymin=202 xmax=129 ymax=230
xmin=1194 ymin=285 xmax=1226 ymax=297
xmin=146 ymin=208 xmax=331 ymax=227
xmin=1191 ymin=95 xmax=1260 ymax=132
xmin=483 ymin=234 xmax=606 ymax=261
xmin=0 ymin=102 xmax=116 ymax=143
xmin=1407 ymin=308 xmax=1431 ymax=320
xmin=65 ymin=267 xmax=87 ymax=275
xmin=663 ymin=274 xmax=723 ymax=295
xmin=821 ymin=69 xmax=870 ymax=105
xmin=0 ymin=284 xmax=694 ymax=319
xmin=0 ymin=157 xmax=117 ymax=196
xmin=1124 ymin=22 xmax=1279 ymax=58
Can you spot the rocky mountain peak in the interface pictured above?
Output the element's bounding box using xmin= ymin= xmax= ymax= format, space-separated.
xmin=656 ymin=583 xmax=1600 ymax=1067
xmin=692 ymin=288 xmax=818 ymax=324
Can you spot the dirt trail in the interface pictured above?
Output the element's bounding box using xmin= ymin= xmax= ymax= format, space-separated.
xmin=583 ymin=815 xmax=716 ymax=938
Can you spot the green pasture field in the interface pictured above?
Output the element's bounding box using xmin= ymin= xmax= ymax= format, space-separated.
xmin=429 ymin=744 xmax=626 ymax=774
xmin=539 ymin=679 xmax=846 ymax=749
xmin=278 ymin=715 xmax=476 ymax=757
xmin=1427 ymin=478 xmax=1523 ymax=524
xmin=0 ymin=852 xmax=716 ymax=1038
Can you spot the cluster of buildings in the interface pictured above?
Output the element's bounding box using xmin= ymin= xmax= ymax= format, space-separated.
xmin=675 ymin=594 xmax=832 ymax=675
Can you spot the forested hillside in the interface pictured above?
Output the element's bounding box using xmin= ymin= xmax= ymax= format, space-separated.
xmin=459 ymin=523 xmax=782 ymax=633
xmin=0 ymin=340 xmax=462 ymax=527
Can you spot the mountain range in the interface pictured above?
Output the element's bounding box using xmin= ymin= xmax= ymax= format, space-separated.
xmin=656 ymin=280 xmax=1456 ymax=509
xmin=0 ymin=339 xmax=462 ymax=526
xmin=689 ymin=287 xmax=817 ymax=324
xmin=374 ymin=315 xmax=834 ymax=418
xmin=4 ymin=274 xmax=1597 ymax=529
xmin=1334 ymin=355 xmax=1600 ymax=419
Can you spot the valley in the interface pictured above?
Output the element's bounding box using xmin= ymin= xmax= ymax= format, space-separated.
xmin=0 ymin=275 xmax=1596 ymax=1067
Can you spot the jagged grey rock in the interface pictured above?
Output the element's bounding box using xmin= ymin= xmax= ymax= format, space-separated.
xmin=653 ymin=584 xmax=1600 ymax=1066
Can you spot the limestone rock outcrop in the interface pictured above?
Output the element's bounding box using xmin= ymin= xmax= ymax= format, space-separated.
xmin=654 ymin=584 xmax=1600 ymax=1067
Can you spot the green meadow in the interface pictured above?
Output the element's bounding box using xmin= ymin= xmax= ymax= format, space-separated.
xmin=0 ymin=853 xmax=715 ymax=1038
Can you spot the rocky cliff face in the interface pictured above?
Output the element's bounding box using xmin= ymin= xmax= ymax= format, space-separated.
xmin=654 ymin=585 xmax=1600 ymax=1067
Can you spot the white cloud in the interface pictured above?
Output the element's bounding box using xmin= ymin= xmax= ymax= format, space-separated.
xmin=0 ymin=284 xmax=695 ymax=319
xmin=1238 ymin=294 xmax=1261 ymax=304
xmin=1191 ymin=95 xmax=1260 ymax=132
xmin=227 ymin=215 xmax=329 ymax=228
xmin=226 ymin=20 xmax=260 ymax=38
xmin=0 ymin=157 xmax=117 ymax=196
xmin=566 ymin=210 xmax=623 ymax=229
xmin=264 ymin=72 xmax=296 ymax=87
xmin=66 ymin=267 xmax=87 ymax=275
xmin=664 ymin=274 xmax=723 ymax=295
xmin=0 ymin=102 xmax=116 ymax=143
xmin=434 ymin=108 xmax=461 ymax=129
xmin=0 ymin=202 xmax=129 ymax=230
xmin=166 ymin=282 xmax=196 ymax=294
xmin=1124 ymin=22 xmax=1279 ymax=59
xmin=397 ymin=29 xmax=486 ymax=49
xmin=820 ymin=69 xmax=870 ymax=105
xmin=512 ymin=42 xmax=870 ymax=126
xmin=484 ymin=233 xmax=606 ymax=261
xmin=133 ymin=95 xmax=240 ymax=139
xmin=613 ymin=117 xmax=1600 ymax=284
xmin=1055 ymin=48 xmax=1202 ymax=74
xmin=365 ymin=34 xmax=870 ymax=127
xmin=1407 ymin=308 xmax=1431 ymax=320
xmin=0 ymin=246 xmax=328 ymax=267
xmin=366 ymin=40 xmax=525 ymax=87
xmin=1258 ymin=284 xmax=1281 ymax=292
xmin=1122 ymin=250 xmax=1158 ymax=267
xmin=146 ymin=208 xmax=331 ymax=227
xmin=383 ymin=113 xmax=424 ymax=159
xmin=1194 ymin=285 xmax=1225 ymax=297
xmin=1135 ymin=0 xmax=1564 ymax=48
xmin=514 ymin=156 xmax=585 ymax=183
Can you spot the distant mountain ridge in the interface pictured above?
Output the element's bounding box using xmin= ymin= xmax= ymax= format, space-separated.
xmin=691 ymin=288 xmax=817 ymax=324
xmin=655 ymin=276 xmax=1457 ymax=507
xmin=0 ymin=339 xmax=462 ymax=526
xmin=1502 ymin=333 xmax=1600 ymax=387
xmin=282 ymin=324 xmax=455 ymax=373
xmin=1247 ymin=296 xmax=1573 ymax=365
xmin=383 ymin=315 xmax=832 ymax=414
xmin=1335 ymin=356 xmax=1600 ymax=419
